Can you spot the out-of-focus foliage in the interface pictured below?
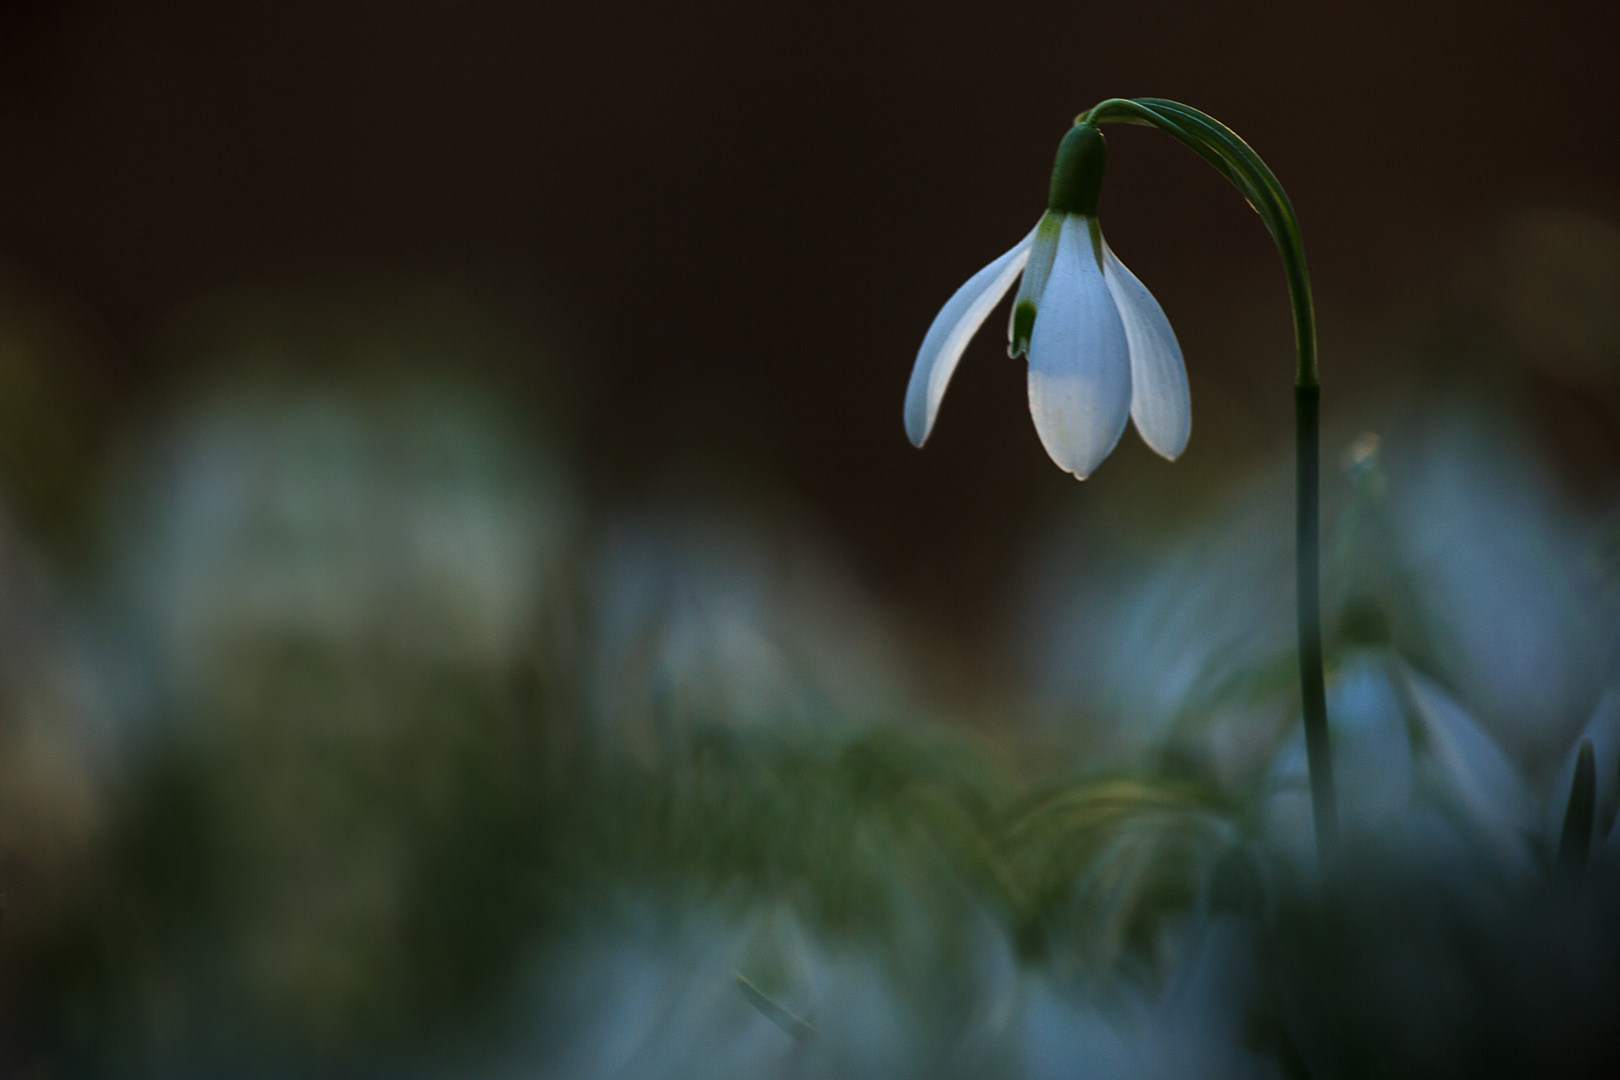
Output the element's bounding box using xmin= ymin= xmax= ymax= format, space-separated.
xmin=1000 ymin=777 xmax=1236 ymax=976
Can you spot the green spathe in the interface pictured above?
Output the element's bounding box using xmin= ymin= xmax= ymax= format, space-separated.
xmin=1047 ymin=123 xmax=1107 ymax=216
xmin=1007 ymin=213 xmax=1107 ymax=360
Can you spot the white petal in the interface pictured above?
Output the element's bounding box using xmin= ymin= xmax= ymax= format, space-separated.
xmin=904 ymin=226 xmax=1036 ymax=447
xmin=1103 ymin=243 xmax=1190 ymax=460
xmin=1026 ymin=215 xmax=1130 ymax=479
xmin=1327 ymin=652 xmax=1414 ymax=830
xmin=1404 ymin=666 xmax=1536 ymax=873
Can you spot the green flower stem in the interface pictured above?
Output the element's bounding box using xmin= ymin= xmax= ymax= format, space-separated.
xmin=1083 ymin=97 xmax=1340 ymax=867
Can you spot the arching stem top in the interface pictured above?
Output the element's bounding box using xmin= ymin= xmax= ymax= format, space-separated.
xmin=1081 ymin=98 xmax=1317 ymax=389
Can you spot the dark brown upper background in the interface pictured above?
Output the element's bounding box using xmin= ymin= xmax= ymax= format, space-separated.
xmin=0 ymin=0 xmax=1616 ymax=658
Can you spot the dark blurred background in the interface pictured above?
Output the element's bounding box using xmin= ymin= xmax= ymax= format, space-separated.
xmin=2 ymin=0 xmax=1616 ymax=662
xmin=2 ymin=2 xmax=1620 ymax=1076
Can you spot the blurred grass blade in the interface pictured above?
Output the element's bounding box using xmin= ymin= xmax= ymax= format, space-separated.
xmin=733 ymin=971 xmax=820 ymax=1042
xmin=1556 ymin=738 xmax=1596 ymax=877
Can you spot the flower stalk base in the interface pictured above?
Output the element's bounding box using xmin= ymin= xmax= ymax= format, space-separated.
xmin=1297 ymin=383 xmax=1339 ymax=866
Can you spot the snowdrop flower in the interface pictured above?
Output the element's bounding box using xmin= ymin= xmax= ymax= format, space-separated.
xmin=1263 ymin=650 xmax=1539 ymax=880
xmin=904 ymin=123 xmax=1190 ymax=479
xmin=1262 ymin=654 xmax=1620 ymax=883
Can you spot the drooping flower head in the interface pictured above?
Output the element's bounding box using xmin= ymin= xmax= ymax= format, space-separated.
xmin=907 ymin=96 xmax=1340 ymax=868
xmin=904 ymin=122 xmax=1190 ymax=480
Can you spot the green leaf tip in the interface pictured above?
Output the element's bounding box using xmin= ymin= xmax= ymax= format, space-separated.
xmin=1008 ymin=300 xmax=1036 ymax=358
xmin=1556 ymin=737 xmax=1597 ymax=878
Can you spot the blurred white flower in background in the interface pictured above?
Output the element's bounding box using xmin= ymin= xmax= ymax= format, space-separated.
xmin=117 ymin=382 xmax=575 ymax=706
xmin=504 ymin=898 xmax=1280 ymax=1080
xmin=1258 ymin=676 xmax=1620 ymax=1073
xmin=1388 ymin=413 xmax=1608 ymax=759
xmin=587 ymin=502 xmax=916 ymax=762
xmin=1022 ymin=469 xmax=1297 ymax=775
xmin=1025 ymin=406 xmax=1615 ymax=780
xmin=90 ymin=376 xmax=580 ymax=1052
xmin=506 ymin=902 xmax=1003 ymax=1080
xmin=1261 ymin=651 xmax=1539 ymax=882
xmin=1257 ymin=651 xmax=1620 ymax=891
xmin=1015 ymin=917 xmax=1275 ymax=1080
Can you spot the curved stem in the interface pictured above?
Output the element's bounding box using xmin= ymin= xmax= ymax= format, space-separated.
xmin=1084 ymin=97 xmax=1340 ymax=868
